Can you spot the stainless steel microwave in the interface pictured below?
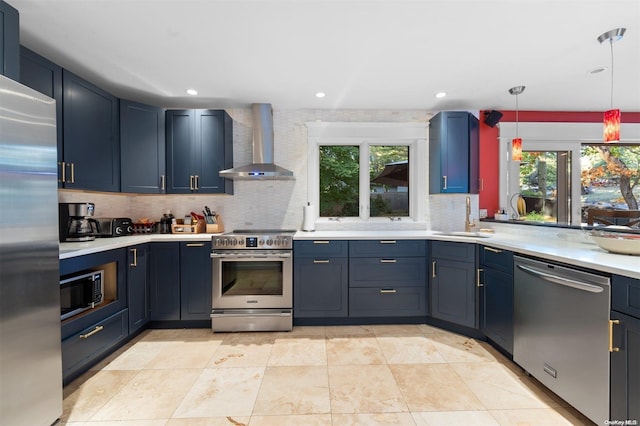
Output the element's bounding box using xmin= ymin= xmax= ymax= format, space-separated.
xmin=60 ymin=270 xmax=104 ymax=320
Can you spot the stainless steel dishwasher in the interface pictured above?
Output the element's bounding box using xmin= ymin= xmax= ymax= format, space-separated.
xmin=513 ymin=256 xmax=611 ymax=424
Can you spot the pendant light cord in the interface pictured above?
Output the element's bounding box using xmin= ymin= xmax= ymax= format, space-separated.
xmin=609 ymin=38 xmax=614 ymax=109
xmin=515 ymin=94 xmax=519 ymax=137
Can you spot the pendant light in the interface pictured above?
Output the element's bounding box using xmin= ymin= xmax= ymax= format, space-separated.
xmin=598 ymin=28 xmax=626 ymax=143
xmin=509 ymin=85 xmax=525 ymax=161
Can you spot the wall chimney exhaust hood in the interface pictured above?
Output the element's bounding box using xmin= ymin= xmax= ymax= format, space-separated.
xmin=219 ymin=103 xmax=294 ymax=180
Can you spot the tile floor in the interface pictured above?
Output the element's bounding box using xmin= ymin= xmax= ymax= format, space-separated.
xmin=61 ymin=324 xmax=594 ymax=425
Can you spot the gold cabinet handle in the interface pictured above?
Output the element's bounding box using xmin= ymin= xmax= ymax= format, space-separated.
xmin=443 ymin=175 xmax=447 ymax=190
xmin=160 ymin=174 xmax=165 ymax=190
xmin=477 ymin=268 xmax=484 ymax=287
xmin=483 ymin=247 xmax=502 ymax=253
xmin=59 ymin=161 xmax=66 ymax=183
xmin=189 ymin=175 xmax=195 ymax=190
xmin=130 ymin=248 xmax=137 ymax=267
xmin=379 ymin=289 xmax=397 ymax=294
xmin=313 ymin=241 xmax=330 ymax=244
xmin=186 ymin=243 xmax=205 ymax=247
xmin=69 ymin=162 xmax=75 ymax=183
xmin=609 ymin=319 xmax=620 ymax=352
xmin=380 ymin=259 xmax=397 ymax=263
xmin=432 ymin=261 xmax=436 ymax=278
xmin=194 ymin=175 xmax=199 ymax=190
xmin=313 ymin=259 xmax=330 ymax=264
xmin=80 ymin=325 xmax=104 ymax=339
xmin=379 ymin=240 xmax=397 ymax=244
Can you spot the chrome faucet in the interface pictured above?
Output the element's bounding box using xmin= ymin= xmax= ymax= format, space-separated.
xmin=465 ymin=196 xmax=477 ymax=233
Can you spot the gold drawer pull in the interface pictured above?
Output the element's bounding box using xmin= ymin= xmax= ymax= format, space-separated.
xmin=432 ymin=261 xmax=436 ymax=278
xmin=609 ymin=319 xmax=620 ymax=352
xmin=379 ymin=240 xmax=396 ymax=244
xmin=313 ymin=241 xmax=330 ymax=244
xmin=484 ymin=247 xmax=502 ymax=253
xmin=477 ymin=268 xmax=484 ymax=287
xmin=380 ymin=259 xmax=397 ymax=263
xmin=313 ymin=259 xmax=330 ymax=264
xmin=80 ymin=325 xmax=104 ymax=339
xmin=380 ymin=289 xmax=397 ymax=294
xmin=186 ymin=243 xmax=205 ymax=247
xmin=130 ymin=248 xmax=137 ymax=267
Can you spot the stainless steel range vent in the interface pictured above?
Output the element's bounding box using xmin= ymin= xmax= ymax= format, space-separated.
xmin=219 ymin=103 xmax=293 ymax=180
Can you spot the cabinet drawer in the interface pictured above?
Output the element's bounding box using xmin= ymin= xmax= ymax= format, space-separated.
xmin=62 ymin=309 xmax=128 ymax=382
xmin=612 ymin=275 xmax=640 ymax=319
xmin=349 ymin=287 xmax=426 ymax=317
xmin=349 ymin=240 xmax=426 ymax=257
xmin=349 ymin=257 xmax=426 ymax=287
xmin=294 ymin=240 xmax=348 ymax=258
xmin=479 ymin=245 xmax=513 ymax=274
xmin=431 ymin=240 xmax=475 ymax=262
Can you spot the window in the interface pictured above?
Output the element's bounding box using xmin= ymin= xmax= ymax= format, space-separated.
xmin=307 ymin=122 xmax=426 ymax=224
xmin=500 ymin=122 xmax=640 ymax=227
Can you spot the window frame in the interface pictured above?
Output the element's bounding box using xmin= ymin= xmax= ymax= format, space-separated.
xmin=306 ymin=122 xmax=427 ymax=226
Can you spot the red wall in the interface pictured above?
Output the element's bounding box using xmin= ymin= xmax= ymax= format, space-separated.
xmin=478 ymin=110 xmax=640 ymax=216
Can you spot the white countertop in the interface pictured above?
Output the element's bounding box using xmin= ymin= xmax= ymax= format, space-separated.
xmin=59 ymin=228 xmax=639 ymax=279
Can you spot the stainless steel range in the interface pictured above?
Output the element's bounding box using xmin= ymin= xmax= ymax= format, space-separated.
xmin=210 ymin=229 xmax=295 ymax=332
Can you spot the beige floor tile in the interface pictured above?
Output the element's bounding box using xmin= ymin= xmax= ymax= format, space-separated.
xmin=62 ymin=421 xmax=169 ymax=426
xmin=428 ymin=333 xmax=499 ymax=363
xmin=252 ymin=366 xmax=330 ymax=415
xmin=451 ymin=362 xmax=560 ymax=410
xmin=329 ymin=365 xmax=408 ymax=414
xmin=62 ymin=370 xmax=138 ymax=422
xmin=173 ymin=367 xmax=264 ymax=418
xmin=276 ymin=325 xmax=326 ymax=337
xmin=209 ymin=335 xmax=274 ymax=368
xmin=167 ymin=417 xmax=250 ymax=425
xmin=90 ymin=369 xmax=201 ymax=420
xmin=249 ymin=414 xmax=332 ymax=425
xmin=376 ymin=335 xmax=447 ymax=364
xmin=325 ymin=325 xmax=375 ymax=337
xmin=145 ymin=340 xmax=223 ymax=369
xmin=166 ymin=416 xmax=249 ymax=426
xmin=390 ymin=364 xmax=484 ymax=412
xmin=489 ymin=407 xmax=593 ymax=425
xmin=267 ymin=336 xmax=327 ymax=366
xmin=326 ymin=335 xmax=386 ymax=365
xmin=412 ymin=410 xmax=499 ymax=426
xmin=332 ymin=412 xmax=417 ymax=425
xmin=139 ymin=329 xmax=189 ymax=342
xmin=100 ymin=340 xmax=172 ymax=370
xmin=370 ymin=324 xmax=424 ymax=336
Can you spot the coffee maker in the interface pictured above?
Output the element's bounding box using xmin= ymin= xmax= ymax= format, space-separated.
xmin=59 ymin=202 xmax=100 ymax=242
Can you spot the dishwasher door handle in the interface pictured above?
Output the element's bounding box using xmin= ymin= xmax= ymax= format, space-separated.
xmin=515 ymin=264 xmax=604 ymax=293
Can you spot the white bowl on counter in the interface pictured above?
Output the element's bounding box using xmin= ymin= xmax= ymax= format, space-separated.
xmin=589 ymin=230 xmax=640 ymax=255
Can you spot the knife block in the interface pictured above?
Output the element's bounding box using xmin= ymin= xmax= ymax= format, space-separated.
xmin=206 ymin=216 xmax=224 ymax=234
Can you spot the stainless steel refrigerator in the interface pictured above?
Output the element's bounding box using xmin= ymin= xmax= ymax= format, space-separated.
xmin=0 ymin=74 xmax=62 ymax=425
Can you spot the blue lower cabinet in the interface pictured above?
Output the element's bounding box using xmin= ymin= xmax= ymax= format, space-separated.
xmin=127 ymin=244 xmax=149 ymax=335
xmin=149 ymin=242 xmax=180 ymax=321
xmin=180 ymin=241 xmax=212 ymax=320
xmin=294 ymin=256 xmax=348 ymax=318
xmin=349 ymin=257 xmax=426 ymax=288
xmin=430 ymin=256 xmax=477 ymax=328
xmin=62 ymin=309 xmax=128 ymax=384
xmin=610 ymin=310 xmax=640 ymax=421
xmin=349 ymin=287 xmax=426 ymax=317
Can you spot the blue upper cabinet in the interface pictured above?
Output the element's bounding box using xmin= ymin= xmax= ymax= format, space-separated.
xmin=20 ymin=46 xmax=63 ymax=175
xmin=120 ymin=100 xmax=165 ymax=193
xmin=0 ymin=0 xmax=19 ymax=80
xmin=62 ymin=69 xmax=120 ymax=192
xmin=429 ymin=111 xmax=479 ymax=194
xmin=166 ymin=109 xmax=233 ymax=194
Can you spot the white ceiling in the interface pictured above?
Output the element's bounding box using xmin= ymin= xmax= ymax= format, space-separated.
xmin=10 ymin=0 xmax=640 ymax=112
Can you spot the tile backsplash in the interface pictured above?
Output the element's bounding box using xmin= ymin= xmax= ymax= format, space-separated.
xmin=59 ymin=108 xmax=476 ymax=232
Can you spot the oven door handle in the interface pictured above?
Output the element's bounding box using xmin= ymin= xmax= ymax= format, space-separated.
xmin=211 ymin=252 xmax=291 ymax=259
xmin=211 ymin=311 xmax=292 ymax=317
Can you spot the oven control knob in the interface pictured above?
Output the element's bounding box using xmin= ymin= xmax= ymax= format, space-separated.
xmin=267 ymin=238 xmax=273 ymax=246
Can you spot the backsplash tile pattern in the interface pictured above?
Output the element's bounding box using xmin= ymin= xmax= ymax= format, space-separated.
xmin=59 ymin=108 xmax=475 ymax=232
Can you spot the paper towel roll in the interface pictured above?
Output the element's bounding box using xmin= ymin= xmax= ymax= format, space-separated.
xmin=302 ymin=203 xmax=315 ymax=231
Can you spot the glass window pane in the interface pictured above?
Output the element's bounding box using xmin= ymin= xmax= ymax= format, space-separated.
xmin=369 ymin=146 xmax=409 ymax=217
xmin=319 ymin=145 xmax=359 ymax=217
xmin=519 ymin=151 xmax=570 ymax=224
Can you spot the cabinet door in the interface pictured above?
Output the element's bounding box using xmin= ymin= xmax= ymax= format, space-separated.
xmin=479 ymin=267 xmax=513 ymax=354
xmin=62 ymin=69 xmax=120 ymax=191
xmin=195 ymin=110 xmax=228 ymax=193
xmin=120 ymin=100 xmax=165 ymax=193
xmin=20 ymin=46 xmax=63 ymax=172
xmin=349 ymin=286 xmax=426 ymax=317
xmin=294 ymin=256 xmax=348 ymax=318
xmin=180 ymin=242 xmax=212 ymax=320
xmin=149 ymin=242 xmax=180 ymax=321
xmin=166 ymin=109 xmax=195 ymax=193
xmin=431 ymin=258 xmax=477 ymax=328
xmin=127 ymin=244 xmax=149 ymax=334
xmin=0 ymin=1 xmax=19 ymax=80
xmin=610 ymin=310 xmax=640 ymax=421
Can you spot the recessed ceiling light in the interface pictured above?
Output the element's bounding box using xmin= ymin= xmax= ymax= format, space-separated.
xmin=435 ymin=92 xmax=447 ymax=99
xmin=315 ymin=92 xmax=326 ymax=98
xmin=588 ymin=67 xmax=608 ymax=75
xmin=186 ymin=89 xmax=198 ymax=95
